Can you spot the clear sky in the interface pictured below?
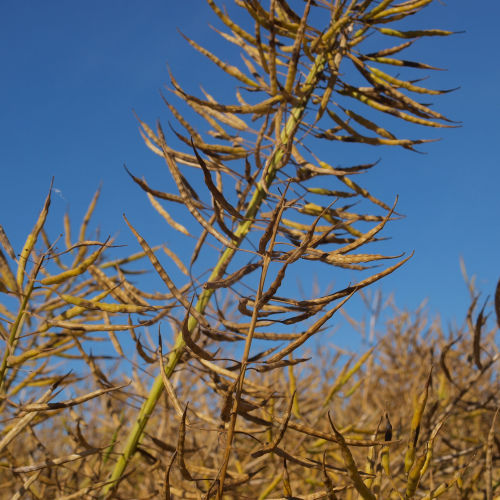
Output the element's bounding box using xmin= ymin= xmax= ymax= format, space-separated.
xmin=1 ymin=1 xmax=499 ymax=345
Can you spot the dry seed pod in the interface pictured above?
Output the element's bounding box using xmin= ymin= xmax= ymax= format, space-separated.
xmin=328 ymin=412 xmax=376 ymax=500
xmin=0 ymin=225 xmax=16 ymax=260
xmin=405 ymin=370 xmax=432 ymax=473
xmin=176 ymin=405 xmax=193 ymax=481
xmin=495 ymin=278 xmax=500 ymax=328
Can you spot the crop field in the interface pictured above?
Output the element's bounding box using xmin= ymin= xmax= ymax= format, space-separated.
xmin=0 ymin=1 xmax=498 ymax=498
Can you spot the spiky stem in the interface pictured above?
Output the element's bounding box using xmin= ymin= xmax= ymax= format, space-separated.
xmin=101 ymin=43 xmax=334 ymax=496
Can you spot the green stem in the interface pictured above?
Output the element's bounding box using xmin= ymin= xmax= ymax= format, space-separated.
xmin=0 ymin=258 xmax=42 ymax=391
xmin=102 ymin=47 xmax=329 ymax=498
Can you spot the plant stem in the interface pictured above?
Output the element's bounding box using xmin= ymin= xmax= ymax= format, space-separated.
xmin=102 ymin=41 xmax=331 ymax=498
xmin=0 ymin=256 xmax=43 ymax=391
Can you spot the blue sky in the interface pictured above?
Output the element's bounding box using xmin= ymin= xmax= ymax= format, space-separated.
xmin=1 ymin=1 xmax=499 ymax=346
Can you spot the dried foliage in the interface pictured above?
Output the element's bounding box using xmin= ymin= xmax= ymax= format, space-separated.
xmin=0 ymin=1 xmax=498 ymax=499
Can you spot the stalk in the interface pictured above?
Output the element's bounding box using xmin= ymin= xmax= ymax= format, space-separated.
xmin=0 ymin=256 xmax=43 ymax=390
xmin=102 ymin=46 xmax=331 ymax=496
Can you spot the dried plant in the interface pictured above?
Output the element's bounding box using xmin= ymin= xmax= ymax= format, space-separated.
xmin=0 ymin=1 xmax=498 ymax=499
